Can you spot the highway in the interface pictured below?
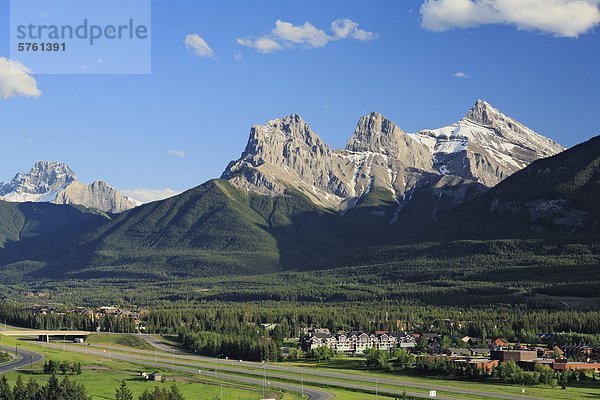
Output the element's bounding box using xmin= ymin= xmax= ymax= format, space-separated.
xmin=30 ymin=337 xmax=544 ymax=400
xmin=0 ymin=345 xmax=44 ymax=374
xmin=139 ymin=334 xmax=545 ymax=400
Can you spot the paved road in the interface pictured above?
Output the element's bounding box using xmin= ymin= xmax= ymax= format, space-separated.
xmin=0 ymin=345 xmax=44 ymax=374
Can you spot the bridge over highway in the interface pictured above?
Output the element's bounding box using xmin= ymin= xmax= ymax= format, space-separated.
xmin=1 ymin=330 xmax=93 ymax=340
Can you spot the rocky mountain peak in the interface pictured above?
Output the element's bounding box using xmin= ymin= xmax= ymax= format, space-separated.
xmin=244 ymin=114 xmax=331 ymax=158
xmin=223 ymin=103 xmax=565 ymax=211
xmin=222 ymin=114 xmax=348 ymax=205
xmin=346 ymin=112 xmax=407 ymax=155
xmin=410 ymin=100 xmax=565 ymax=187
xmin=465 ymin=99 xmax=499 ymax=126
xmin=0 ymin=160 xmax=77 ymax=196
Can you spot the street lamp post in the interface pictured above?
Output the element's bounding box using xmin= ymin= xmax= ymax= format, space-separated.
xmin=301 ymin=367 xmax=304 ymax=398
xmin=216 ymin=354 xmax=224 ymax=400
xmin=263 ymin=362 xmax=267 ymax=399
xmin=14 ymin=344 xmax=21 ymax=372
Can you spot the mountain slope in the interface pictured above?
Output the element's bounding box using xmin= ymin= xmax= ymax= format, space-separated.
xmin=0 ymin=200 xmax=108 ymax=279
xmin=424 ymin=135 xmax=600 ymax=239
xmin=0 ymin=161 xmax=138 ymax=213
xmin=43 ymin=179 xmax=394 ymax=279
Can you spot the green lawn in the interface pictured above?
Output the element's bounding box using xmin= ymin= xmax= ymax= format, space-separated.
xmin=86 ymin=333 xmax=154 ymax=350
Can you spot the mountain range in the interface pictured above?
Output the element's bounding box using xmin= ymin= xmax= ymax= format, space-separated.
xmin=1 ymin=100 xmax=598 ymax=282
xmin=0 ymin=161 xmax=138 ymax=213
xmin=223 ymin=100 xmax=563 ymax=211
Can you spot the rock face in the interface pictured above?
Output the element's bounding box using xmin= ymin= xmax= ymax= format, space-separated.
xmin=222 ymin=101 xmax=565 ymax=218
xmin=223 ymin=115 xmax=352 ymax=207
xmin=0 ymin=161 xmax=138 ymax=213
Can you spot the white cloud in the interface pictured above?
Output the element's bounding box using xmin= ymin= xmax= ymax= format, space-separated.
xmin=454 ymin=71 xmax=469 ymax=78
xmin=237 ymin=37 xmax=282 ymax=53
xmin=185 ymin=33 xmax=215 ymax=58
xmin=420 ymin=0 xmax=600 ymax=38
xmin=121 ymin=188 xmax=181 ymax=204
xmin=234 ymin=52 xmax=244 ymax=62
xmin=168 ymin=149 xmax=186 ymax=158
xmin=238 ymin=18 xmax=376 ymax=53
xmin=0 ymin=58 xmax=41 ymax=100
xmin=272 ymin=20 xmax=330 ymax=47
xmin=331 ymin=19 xmax=376 ymax=41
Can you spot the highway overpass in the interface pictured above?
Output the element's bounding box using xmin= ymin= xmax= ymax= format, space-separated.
xmin=1 ymin=330 xmax=93 ymax=341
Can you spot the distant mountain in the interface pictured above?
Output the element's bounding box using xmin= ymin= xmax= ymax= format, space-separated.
xmin=425 ymin=135 xmax=600 ymax=239
xmin=0 ymin=161 xmax=138 ymax=213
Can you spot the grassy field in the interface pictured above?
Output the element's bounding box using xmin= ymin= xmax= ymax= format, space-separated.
xmin=0 ymin=335 xmax=300 ymax=400
xmin=86 ymin=333 xmax=154 ymax=350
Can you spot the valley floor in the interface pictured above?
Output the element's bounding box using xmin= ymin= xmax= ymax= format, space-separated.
xmin=2 ymin=331 xmax=600 ymax=400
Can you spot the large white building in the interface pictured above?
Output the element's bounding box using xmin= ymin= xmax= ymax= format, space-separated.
xmin=301 ymin=330 xmax=417 ymax=355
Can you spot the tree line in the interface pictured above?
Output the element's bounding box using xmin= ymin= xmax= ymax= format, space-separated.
xmin=0 ymin=374 xmax=89 ymax=400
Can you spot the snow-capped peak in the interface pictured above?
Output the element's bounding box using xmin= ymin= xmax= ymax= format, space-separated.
xmin=0 ymin=161 xmax=76 ymax=198
xmin=0 ymin=161 xmax=138 ymax=213
xmin=409 ymin=100 xmax=565 ymax=186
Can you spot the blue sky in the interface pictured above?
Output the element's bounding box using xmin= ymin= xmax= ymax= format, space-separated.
xmin=1 ymin=0 xmax=599 ymax=202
